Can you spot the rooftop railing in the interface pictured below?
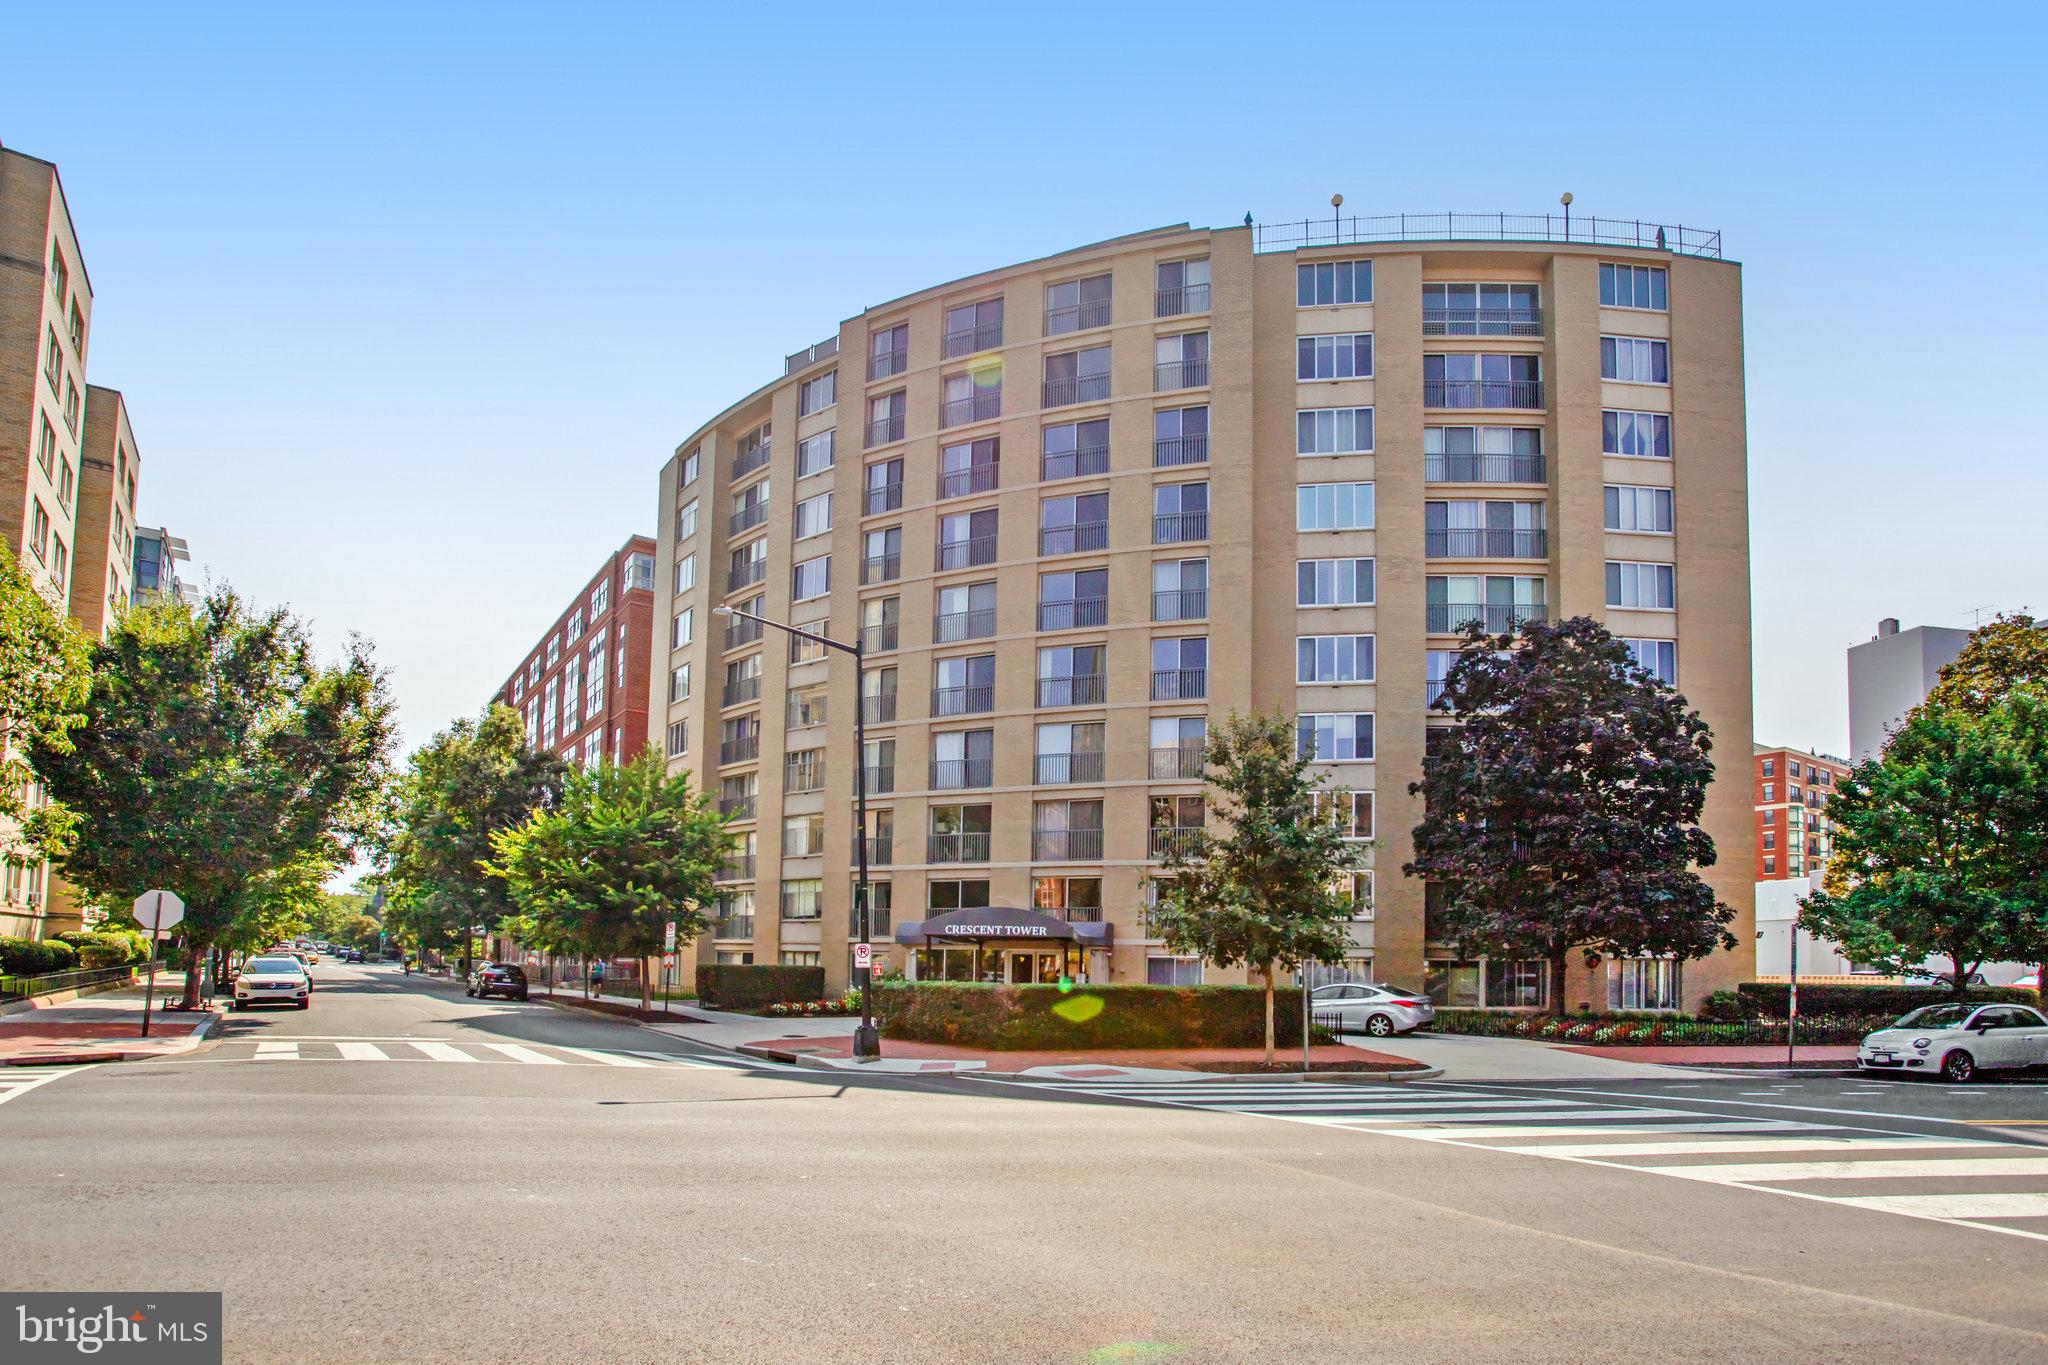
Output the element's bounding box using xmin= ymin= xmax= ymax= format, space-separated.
xmin=1252 ymin=212 xmax=1722 ymax=259
xmin=784 ymin=336 xmax=839 ymax=374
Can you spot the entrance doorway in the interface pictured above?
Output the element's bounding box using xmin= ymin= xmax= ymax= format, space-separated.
xmin=1007 ymin=950 xmax=1064 ymax=984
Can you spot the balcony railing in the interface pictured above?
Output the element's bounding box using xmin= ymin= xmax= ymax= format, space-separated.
xmin=1154 ymin=359 xmax=1210 ymax=391
xmin=1045 ymin=299 xmax=1111 ymax=334
xmin=936 ymin=535 xmax=998 ymax=571
xmin=859 ymin=622 xmax=899 ymax=654
xmin=1153 ymin=434 xmax=1208 ymax=468
xmin=1031 ymin=828 xmax=1103 ymax=861
xmin=932 ymin=684 xmax=995 ymax=717
xmin=1035 ymin=751 xmax=1105 ymax=784
xmin=860 ymin=692 xmax=898 ymax=724
xmin=786 ymin=698 xmax=827 ymax=729
xmin=861 ymin=553 xmax=901 ymax=585
xmin=864 ymin=481 xmax=904 ymax=515
xmin=1424 ymin=528 xmax=1548 ymax=559
xmin=1424 ymin=380 xmax=1544 ymax=410
xmin=1156 ymin=283 xmax=1210 ymax=317
xmin=718 ymin=796 xmax=757 ymax=821
xmin=929 ymin=758 xmax=994 ymax=790
xmin=941 ymin=391 xmax=1001 ymax=427
xmin=719 ymin=736 xmax=760 ymax=765
xmin=1152 ymin=511 xmax=1208 ymax=544
xmin=730 ymin=502 xmax=769 ymax=535
xmin=1425 ymin=601 xmax=1550 ymax=633
xmin=1249 ymin=212 xmax=1723 ymax=260
xmin=785 ymin=336 xmax=838 ymax=373
xmin=722 ymin=677 xmax=761 ymax=707
xmin=943 ymin=320 xmax=1004 ymax=358
xmin=713 ymin=915 xmax=755 ymax=940
xmin=1035 ymin=673 xmax=1106 ymax=708
xmin=733 ymin=445 xmax=771 ymax=479
xmin=718 ymin=855 xmax=756 ymax=881
xmin=1425 ymin=452 xmax=1546 ymax=483
xmin=861 ymin=764 xmax=896 ymax=795
xmin=865 ymin=414 xmax=906 ymax=448
xmin=1042 ymin=444 xmax=1110 ymax=481
xmin=1422 ymin=307 xmax=1545 ymax=337
xmin=1151 ymin=588 xmax=1207 ymax=622
xmin=784 ymin=762 xmax=825 ymax=795
xmin=727 ymin=560 xmax=767 ymax=592
xmin=938 ymin=462 xmax=1000 ymax=499
xmin=869 ymin=349 xmax=908 ymax=382
xmin=1150 ymin=668 xmax=1208 ymax=702
xmin=1149 ymin=826 xmax=1205 ymax=860
xmin=1149 ymin=746 xmax=1206 ymax=780
xmin=1037 ymin=597 xmax=1108 ymax=631
xmin=1042 ymin=373 xmax=1110 ymax=408
xmin=1425 ymin=679 xmax=1449 ymax=709
xmin=928 ymin=831 xmax=992 ymax=863
xmin=934 ymin=608 xmax=997 ymax=643
xmin=724 ymin=618 xmax=763 ymax=650
xmin=1039 ymin=521 xmax=1108 ymax=556
xmin=859 ymin=835 xmax=893 ymax=866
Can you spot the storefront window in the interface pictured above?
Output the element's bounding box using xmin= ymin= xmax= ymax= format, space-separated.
xmin=1608 ymin=957 xmax=1681 ymax=1011
xmin=1426 ymin=960 xmax=1482 ymax=1008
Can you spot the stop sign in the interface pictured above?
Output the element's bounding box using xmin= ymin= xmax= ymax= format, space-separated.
xmin=132 ymin=889 xmax=185 ymax=934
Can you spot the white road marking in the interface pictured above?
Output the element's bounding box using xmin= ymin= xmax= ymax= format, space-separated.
xmin=1643 ymin=1157 xmax=2048 ymax=1183
xmin=410 ymin=1042 xmax=481 ymax=1063
xmin=1432 ymin=1121 xmax=1819 ymax=1140
xmin=626 ymin=1050 xmax=743 ymax=1070
xmin=0 ymin=1068 xmax=75 ymax=1106
xmin=479 ymin=1042 xmax=565 ymax=1065
xmin=1833 ymin=1193 xmax=2048 ymax=1219
xmin=336 ymin=1042 xmax=390 ymax=1061
xmin=1498 ymin=1137 xmax=1995 ymax=1158
xmin=254 ymin=1041 xmax=300 ymax=1060
xmin=554 ymin=1046 xmax=655 ymax=1067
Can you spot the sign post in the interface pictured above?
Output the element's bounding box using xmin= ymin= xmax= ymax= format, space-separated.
xmin=131 ymin=890 xmax=186 ymax=1039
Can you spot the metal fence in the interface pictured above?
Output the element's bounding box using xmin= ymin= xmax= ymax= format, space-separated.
xmin=1253 ymin=212 xmax=1722 ymax=259
xmin=0 ymin=964 xmax=138 ymax=1002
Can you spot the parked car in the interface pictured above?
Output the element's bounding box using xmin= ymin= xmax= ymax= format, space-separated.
xmin=467 ymin=963 xmax=530 ymax=1002
xmin=233 ymin=954 xmax=312 ymax=1011
xmin=344 ymin=948 xmax=364 ymax=963
xmin=1901 ymin=967 xmax=1988 ymax=988
xmin=1858 ymin=1002 xmax=2048 ymax=1082
xmin=1311 ymin=982 xmax=1435 ymax=1037
xmin=2010 ymin=972 xmax=2039 ymax=991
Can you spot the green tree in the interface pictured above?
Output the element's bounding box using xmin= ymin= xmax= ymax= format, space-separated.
xmin=1149 ymin=711 xmax=1368 ymax=1063
xmin=32 ymin=592 xmax=393 ymax=1007
xmin=0 ymin=551 xmax=92 ymax=860
xmin=378 ymin=704 xmax=565 ymax=976
xmin=1923 ymin=613 xmax=2048 ymax=720
xmin=1408 ymin=617 xmax=1732 ymax=1015
xmin=1801 ymin=689 xmax=2048 ymax=994
xmin=487 ymin=749 xmax=730 ymax=1009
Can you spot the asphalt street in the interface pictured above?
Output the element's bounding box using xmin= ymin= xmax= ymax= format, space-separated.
xmin=4 ymin=962 xmax=2047 ymax=1364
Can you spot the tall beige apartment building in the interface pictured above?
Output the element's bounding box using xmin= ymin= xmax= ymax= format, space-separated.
xmin=649 ymin=215 xmax=1754 ymax=1011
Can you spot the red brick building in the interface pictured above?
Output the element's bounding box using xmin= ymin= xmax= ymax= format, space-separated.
xmin=495 ymin=534 xmax=657 ymax=770
xmin=1752 ymin=743 xmax=1851 ymax=881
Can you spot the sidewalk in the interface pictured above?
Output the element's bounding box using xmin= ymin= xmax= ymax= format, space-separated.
xmin=0 ymin=984 xmax=220 ymax=1066
xmin=730 ymin=1033 xmax=1435 ymax=1082
xmin=1561 ymin=1042 xmax=1860 ymax=1069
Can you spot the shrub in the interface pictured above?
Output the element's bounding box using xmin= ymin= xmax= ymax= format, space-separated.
xmin=876 ymin=982 xmax=1311 ymax=1050
xmin=77 ymin=935 xmax=137 ymax=970
xmin=1698 ymin=989 xmax=1750 ymax=1022
xmin=1737 ymin=981 xmax=2036 ymax=1019
xmin=0 ymin=936 xmax=77 ymax=976
xmin=695 ymin=964 xmax=827 ymax=1010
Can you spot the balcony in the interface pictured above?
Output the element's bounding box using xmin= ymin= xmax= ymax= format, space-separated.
xmin=1151 ymin=589 xmax=1207 ymax=622
xmin=932 ymin=684 xmax=995 ymax=717
xmin=929 ymin=758 xmax=994 ymax=790
xmin=730 ymin=502 xmax=769 ymax=536
xmin=1152 ymin=511 xmax=1208 ymax=545
xmin=784 ymin=763 xmax=825 ymax=795
xmin=859 ymin=621 xmax=899 ymax=654
xmin=733 ymin=445 xmax=771 ymax=479
xmin=1037 ymin=597 xmax=1108 ymax=631
xmin=1042 ymin=373 xmax=1110 ymax=408
xmin=722 ymin=677 xmax=761 ymax=707
xmin=1035 ymin=751 xmax=1105 ymax=784
xmin=1155 ymin=359 xmax=1209 ymax=391
xmin=861 ymin=763 xmax=896 ymax=795
xmin=861 ymin=553 xmax=901 ymax=585
xmin=717 ymin=855 xmax=756 ymax=882
xmin=727 ymin=560 xmax=766 ymax=593
xmin=1156 ymin=283 xmax=1210 ymax=317
xmin=1425 ymin=452 xmax=1546 ymax=484
xmin=1149 ymin=746 xmax=1205 ymax=781
xmin=941 ymin=391 xmax=1001 ymax=427
xmin=1424 ymin=380 xmax=1544 ymax=410
xmin=1039 ymin=521 xmax=1108 ymax=556
xmin=712 ymin=915 xmax=755 ymax=940
xmin=938 ymin=462 xmax=1000 ymax=499
xmin=786 ymin=697 xmax=827 ymax=729
xmin=719 ymin=735 xmax=760 ymax=765
xmin=1150 ymin=668 xmax=1207 ymax=702
xmin=1425 ymin=679 xmax=1449 ymax=709
xmin=857 ymin=835 xmax=893 ymax=867
xmin=864 ymin=480 xmax=904 ymax=515
xmin=927 ymin=831 xmax=992 ymax=863
xmin=865 ymin=414 xmax=906 ymax=448
xmin=860 ymin=691 xmax=898 ymax=724
xmin=1036 ymin=673 xmax=1107 ymax=708
xmin=934 ymin=608 xmax=996 ymax=643
xmin=718 ymin=796 xmax=757 ymax=821
xmin=1422 ymin=306 xmax=1544 ymax=337
xmin=869 ymin=348 xmax=908 ymax=382
xmin=936 ymin=535 xmax=998 ymax=571
xmin=1425 ymin=602 xmax=1550 ymax=633
xmin=944 ymin=320 xmax=1004 ymax=357
xmin=723 ymin=617 xmax=763 ymax=650
xmin=1042 ymin=444 xmax=1110 ymax=481
xmin=1424 ymin=528 xmax=1548 ymax=559
xmin=1149 ymin=826 xmax=1205 ymax=860
xmin=1031 ymin=828 xmax=1103 ymax=861
xmin=1153 ymin=433 xmax=1208 ymax=468
xmin=1046 ymin=298 xmax=1111 ymax=334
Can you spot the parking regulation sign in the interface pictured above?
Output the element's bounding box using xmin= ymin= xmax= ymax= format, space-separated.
xmin=853 ymin=942 xmax=872 ymax=970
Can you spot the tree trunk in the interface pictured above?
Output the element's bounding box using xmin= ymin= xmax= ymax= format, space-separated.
xmin=1549 ymin=949 xmax=1569 ymax=1018
xmin=1261 ymin=962 xmax=1276 ymax=1065
xmin=640 ymin=955 xmax=652 ymax=1012
xmin=1951 ymin=952 xmax=1970 ymax=1000
xmin=180 ymin=940 xmax=204 ymax=1010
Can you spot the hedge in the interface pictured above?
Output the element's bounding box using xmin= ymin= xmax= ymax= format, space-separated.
xmin=0 ymin=937 xmax=77 ymax=976
xmin=695 ymin=964 xmax=827 ymax=1010
xmin=1431 ymin=1008 xmax=1887 ymax=1046
xmin=1737 ymin=982 xmax=2039 ymax=1019
xmin=876 ymin=982 xmax=1310 ymax=1051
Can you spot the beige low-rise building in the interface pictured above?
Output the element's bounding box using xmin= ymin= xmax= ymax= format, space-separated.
xmin=648 ymin=214 xmax=1754 ymax=1011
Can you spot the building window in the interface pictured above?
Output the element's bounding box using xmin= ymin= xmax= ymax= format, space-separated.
xmin=1602 ymin=410 xmax=1671 ymax=459
xmin=1150 ymin=636 xmax=1207 ymax=701
xmin=1041 ymin=418 xmax=1111 ymax=481
xmin=794 ymin=491 xmax=833 ymax=540
xmin=1151 ymin=558 xmax=1208 ymax=622
xmin=785 ymin=748 xmax=825 ymax=794
xmin=1600 ymin=336 xmax=1670 ymax=385
xmin=49 ymin=538 xmax=66 ymax=591
xmin=1151 ymin=482 xmax=1207 ymax=545
xmin=1037 ymin=567 xmax=1108 ymax=631
xmin=1045 ymin=274 xmax=1111 ymax=334
xmin=1604 ymin=485 xmax=1674 ymax=533
xmin=1043 ymin=345 xmax=1111 ymax=408
xmin=1426 ymin=426 xmax=1545 ymax=482
xmin=932 ymin=653 xmax=996 ymax=717
xmin=36 ymin=417 xmax=57 ymax=474
xmin=1153 ymin=406 xmax=1208 ymax=468
xmin=1297 ymin=333 xmax=1373 ymax=381
xmin=1296 ymin=482 xmax=1375 ymax=532
xmin=937 ymin=508 xmax=999 ymax=570
xmin=1605 ymin=560 xmax=1676 ymax=610
xmin=591 ymin=577 xmax=613 ymax=617
xmin=44 ymin=326 xmax=62 ymax=390
xmin=676 ymin=499 xmax=699 ymax=542
xmin=799 ymin=369 xmax=837 ymax=416
xmin=929 ymin=878 xmax=992 ymax=912
xmin=680 ymin=448 xmax=701 ymax=487
xmin=1147 ymin=956 xmax=1204 ymax=986
xmin=797 ymin=430 xmax=836 ymax=478
xmin=1312 ymin=790 xmax=1374 ymax=839
xmin=1156 ymin=257 xmax=1210 ymax=316
xmin=1037 ymin=644 xmax=1107 ymax=708
xmin=1599 ymin=263 xmax=1668 ymax=311
xmin=943 ymin=298 xmax=1005 ymax=357
xmin=1622 ymin=638 xmax=1677 ymax=685
xmin=1297 ymin=407 xmax=1374 ymax=456
xmin=941 ymin=366 xmax=1002 ymax=427
xmin=1763 ymin=831 xmax=1776 ymax=850
xmin=1297 ymin=259 xmax=1372 ymax=306
xmin=935 ymin=580 xmax=998 ymax=643
xmin=48 ymin=243 xmax=68 ymax=306
xmin=626 ymin=552 xmax=655 ymax=591
xmin=1296 ymin=713 xmax=1375 ymax=762
xmin=869 ymin=322 xmax=909 ymax=380
xmin=1296 ymin=634 xmax=1376 ymax=684
xmin=1424 ymin=353 xmax=1542 ymax=408
xmin=939 ymin=437 xmax=1000 ymax=499
xmin=1296 ymin=558 xmax=1375 ymax=607
xmin=1762 ymin=857 xmax=1775 ymax=876
xmin=781 ymin=879 xmax=823 ymax=920
xmin=672 ymin=607 xmax=694 ymax=648
xmin=587 ymin=641 xmax=606 ymax=717
xmin=672 ymin=553 xmax=696 ymax=595
xmin=1154 ymin=332 xmax=1209 ymax=391
xmin=56 ymin=459 xmax=73 ymax=508
xmin=1608 ymin=958 xmax=1681 ymax=1010
xmin=1423 ymin=282 xmax=1541 ymax=336
xmin=1034 ymin=876 xmax=1104 ymax=922
xmin=566 ymin=609 xmax=585 ymax=645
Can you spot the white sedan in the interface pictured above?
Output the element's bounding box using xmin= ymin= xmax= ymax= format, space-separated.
xmin=233 ymin=954 xmax=312 ymax=1011
xmin=1311 ymin=983 xmax=1435 ymax=1038
xmin=1858 ymin=1002 xmax=2048 ymax=1082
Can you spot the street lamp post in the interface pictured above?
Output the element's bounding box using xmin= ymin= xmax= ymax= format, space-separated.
xmin=715 ymin=603 xmax=881 ymax=1060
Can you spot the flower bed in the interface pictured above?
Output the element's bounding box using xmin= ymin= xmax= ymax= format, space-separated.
xmin=761 ymin=992 xmax=862 ymax=1018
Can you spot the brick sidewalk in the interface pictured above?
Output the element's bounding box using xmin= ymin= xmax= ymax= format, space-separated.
xmin=1561 ymin=1043 xmax=1859 ymax=1066
xmin=0 ymin=989 xmax=218 ymax=1066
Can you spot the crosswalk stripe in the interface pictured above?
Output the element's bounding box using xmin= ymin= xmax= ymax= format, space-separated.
xmin=1832 ymin=1193 xmax=2048 ymax=1219
xmin=479 ymin=1042 xmax=565 ymax=1065
xmin=255 ymin=1041 xmax=300 ymax=1060
xmin=1334 ymin=1108 xmax=1699 ymax=1126
xmin=410 ymin=1042 xmax=481 ymax=1063
xmin=554 ymin=1046 xmax=655 ymax=1067
xmin=1495 ymin=1137 xmax=1995 ymax=1158
xmin=1407 ymin=1121 xmax=1820 ymax=1140
xmin=0 ymin=1069 xmax=72 ymax=1106
xmin=626 ymin=1049 xmax=740 ymax=1069
xmin=1641 ymin=1157 xmax=2048 ymax=1184
xmin=1199 ymin=1098 xmax=1575 ymax=1113
xmin=336 ymin=1042 xmax=389 ymax=1061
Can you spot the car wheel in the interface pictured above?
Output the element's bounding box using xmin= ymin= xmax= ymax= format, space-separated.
xmin=515 ymin=992 xmax=529 ymax=1001
xmin=297 ymin=999 xmax=311 ymax=1010
xmin=465 ymin=987 xmax=475 ymax=997
xmin=1365 ymin=1013 xmax=1396 ymax=1038
xmin=1941 ymin=1050 xmax=1976 ymax=1084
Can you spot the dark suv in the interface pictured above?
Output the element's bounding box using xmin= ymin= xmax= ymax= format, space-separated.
xmin=467 ymin=963 xmax=530 ymax=1002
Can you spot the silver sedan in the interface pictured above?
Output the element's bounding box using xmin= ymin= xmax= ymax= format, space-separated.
xmin=1858 ymin=1002 xmax=2048 ymax=1082
xmin=1311 ymin=983 xmax=1436 ymax=1038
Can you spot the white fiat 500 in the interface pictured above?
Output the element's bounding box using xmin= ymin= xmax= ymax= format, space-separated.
xmin=1858 ymin=1002 xmax=2048 ymax=1082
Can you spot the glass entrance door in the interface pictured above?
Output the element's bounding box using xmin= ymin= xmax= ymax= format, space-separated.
xmin=1007 ymin=950 xmax=1066 ymax=984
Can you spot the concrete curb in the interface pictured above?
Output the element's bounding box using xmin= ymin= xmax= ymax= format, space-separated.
xmin=734 ymin=1043 xmax=1443 ymax=1084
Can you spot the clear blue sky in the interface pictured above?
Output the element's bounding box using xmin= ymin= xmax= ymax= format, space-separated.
xmin=5 ymin=1 xmax=2044 ymax=761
